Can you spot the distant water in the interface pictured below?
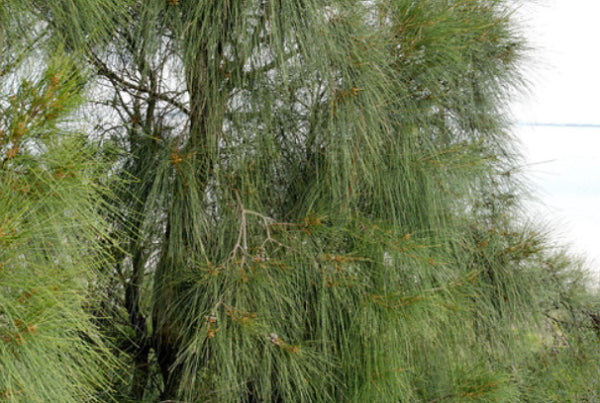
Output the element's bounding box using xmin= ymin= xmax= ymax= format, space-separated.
xmin=517 ymin=124 xmax=600 ymax=281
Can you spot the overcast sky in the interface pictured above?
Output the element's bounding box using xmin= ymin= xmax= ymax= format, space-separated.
xmin=514 ymin=1 xmax=600 ymax=277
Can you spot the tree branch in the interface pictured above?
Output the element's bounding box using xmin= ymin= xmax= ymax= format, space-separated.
xmin=88 ymin=52 xmax=190 ymax=115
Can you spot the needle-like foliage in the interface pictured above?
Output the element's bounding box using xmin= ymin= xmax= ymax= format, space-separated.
xmin=2 ymin=0 xmax=600 ymax=402
xmin=0 ymin=13 xmax=120 ymax=401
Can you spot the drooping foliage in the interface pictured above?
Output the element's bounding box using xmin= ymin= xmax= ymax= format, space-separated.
xmin=2 ymin=0 xmax=600 ymax=402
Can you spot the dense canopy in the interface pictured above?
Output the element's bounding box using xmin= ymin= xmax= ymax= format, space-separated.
xmin=1 ymin=1 xmax=600 ymax=401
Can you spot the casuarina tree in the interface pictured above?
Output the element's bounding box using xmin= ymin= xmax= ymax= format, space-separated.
xmin=2 ymin=0 xmax=600 ymax=401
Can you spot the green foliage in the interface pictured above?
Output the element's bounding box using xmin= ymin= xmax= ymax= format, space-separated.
xmin=0 ymin=50 xmax=119 ymax=402
xmin=2 ymin=0 xmax=600 ymax=402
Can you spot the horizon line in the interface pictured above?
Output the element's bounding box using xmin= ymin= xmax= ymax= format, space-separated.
xmin=517 ymin=122 xmax=600 ymax=128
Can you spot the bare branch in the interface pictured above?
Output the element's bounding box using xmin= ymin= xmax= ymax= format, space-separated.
xmin=88 ymin=51 xmax=191 ymax=115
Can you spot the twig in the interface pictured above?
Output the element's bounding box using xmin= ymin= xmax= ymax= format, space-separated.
xmin=87 ymin=51 xmax=191 ymax=115
xmin=227 ymin=190 xmax=294 ymax=265
xmin=228 ymin=190 xmax=248 ymax=266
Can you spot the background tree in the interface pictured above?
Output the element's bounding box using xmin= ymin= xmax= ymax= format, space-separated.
xmin=3 ymin=0 xmax=600 ymax=401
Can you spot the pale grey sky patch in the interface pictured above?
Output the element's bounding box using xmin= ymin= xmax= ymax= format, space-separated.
xmin=514 ymin=0 xmax=600 ymax=276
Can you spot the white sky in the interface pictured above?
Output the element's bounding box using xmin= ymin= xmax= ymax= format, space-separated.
xmin=513 ymin=1 xmax=600 ymax=277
